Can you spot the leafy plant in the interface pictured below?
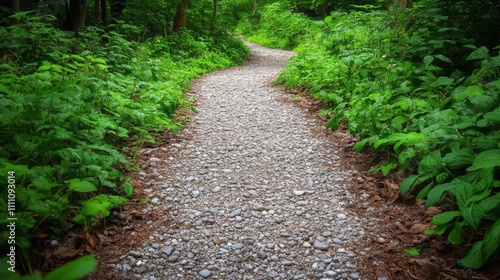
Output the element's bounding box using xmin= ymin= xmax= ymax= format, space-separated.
xmin=0 ymin=255 xmax=97 ymax=280
xmin=254 ymin=2 xmax=500 ymax=268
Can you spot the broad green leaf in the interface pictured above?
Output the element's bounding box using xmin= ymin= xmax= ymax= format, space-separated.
xmin=442 ymin=149 xmax=474 ymax=169
xmin=380 ymin=162 xmax=398 ymax=176
xmin=466 ymin=46 xmax=489 ymax=61
xmin=481 ymin=219 xmax=500 ymax=260
xmin=354 ymin=138 xmax=369 ymax=153
xmin=448 ymin=222 xmax=466 ymax=245
xmin=418 ymin=150 xmax=442 ymax=175
xmin=483 ymin=108 xmax=500 ymax=124
xmin=458 ymin=219 xmax=500 ymax=268
xmin=81 ymin=200 xmax=112 ymax=217
xmin=67 ymin=179 xmax=97 ymax=193
xmin=404 ymin=245 xmax=423 ymax=256
xmin=452 ymin=85 xmax=484 ymax=102
xmin=467 ymin=150 xmax=500 ymax=171
xmin=423 ymin=55 xmax=434 ymax=66
xmin=468 ymin=95 xmax=496 ymax=113
xmin=400 ymin=174 xmax=419 ymax=195
xmin=434 ymin=54 xmax=452 ymax=63
xmin=122 ymin=179 xmax=134 ymax=197
xmin=426 ymin=179 xmax=461 ymax=207
xmin=478 ymin=193 xmax=500 ymax=213
xmin=452 ymin=180 xmax=473 ymax=211
xmin=416 ymin=182 xmax=434 ymax=200
xmin=435 ymin=76 xmax=454 ymax=87
xmin=430 ymin=211 xmax=462 ymax=225
xmin=462 ymin=203 xmax=484 ymax=230
xmin=45 ymin=255 xmax=97 ymax=280
xmin=0 ymin=84 xmax=11 ymax=94
xmin=424 ymin=224 xmax=448 ymax=235
xmin=466 ymin=189 xmax=492 ymax=207
xmin=374 ymin=132 xmax=425 ymax=152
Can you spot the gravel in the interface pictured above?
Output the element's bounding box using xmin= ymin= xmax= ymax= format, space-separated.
xmin=109 ymin=41 xmax=369 ymax=279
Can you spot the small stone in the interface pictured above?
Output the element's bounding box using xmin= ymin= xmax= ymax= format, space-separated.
xmin=129 ymin=251 xmax=142 ymax=258
xmin=267 ymin=271 xmax=279 ymax=278
xmin=211 ymin=187 xmax=221 ymax=193
xmin=349 ymin=273 xmax=360 ymax=279
xmin=199 ymin=269 xmax=212 ymax=278
xmin=166 ymin=255 xmax=179 ymax=262
xmin=232 ymin=243 xmax=244 ymax=250
xmin=230 ymin=209 xmax=241 ymax=217
xmin=322 ymin=231 xmax=332 ymax=237
xmin=302 ymin=242 xmax=312 ymax=248
xmin=376 ymin=237 xmax=386 ymax=244
xmin=337 ymin=213 xmax=347 ymax=220
xmin=162 ymin=246 xmax=174 ymax=256
xmin=333 ymin=238 xmax=344 ymax=245
xmin=293 ymin=190 xmax=306 ymax=196
xmin=313 ymin=241 xmax=329 ymax=251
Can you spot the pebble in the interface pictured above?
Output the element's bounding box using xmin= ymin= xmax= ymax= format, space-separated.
xmin=108 ymin=41 xmax=368 ymax=280
xmin=128 ymin=251 xmax=143 ymax=258
xmin=267 ymin=271 xmax=279 ymax=278
xmin=162 ymin=246 xmax=174 ymax=256
xmin=199 ymin=269 xmax=212 ymax=278
xmin=313 ymin=241 xmax=329 ymax=251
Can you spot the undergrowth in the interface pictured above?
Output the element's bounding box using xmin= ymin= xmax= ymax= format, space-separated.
xmin=0 ymin=11 xmax=249 ymax=272
xmin=242 ymin=2 xmax=500 ymax=269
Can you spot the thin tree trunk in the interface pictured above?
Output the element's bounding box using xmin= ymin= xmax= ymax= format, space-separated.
xmin=93 ymin=0 xmax=101 ymax=24
xmin=11 ymin=0 xmax=20 ymax=24
xmin=101 ymin=0 xmax=107 ymax=24
xmin=66 ymin=0 xmax=87 ymax=32
xmin=173 ymin=0 xmax=190 ymax=33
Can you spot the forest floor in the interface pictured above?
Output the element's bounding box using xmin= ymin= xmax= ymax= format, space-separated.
xmin=55 ymin=41 xmax=498 ymax=279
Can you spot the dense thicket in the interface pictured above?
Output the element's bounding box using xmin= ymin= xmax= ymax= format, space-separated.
xmin=0 ymin=1 xmax=249 ymax=277
xmin=240 ymin=0 xmax=500 ymax=269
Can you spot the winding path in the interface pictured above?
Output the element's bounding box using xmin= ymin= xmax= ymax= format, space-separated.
xmin=109 ymin=42 xmax=372 ymax=280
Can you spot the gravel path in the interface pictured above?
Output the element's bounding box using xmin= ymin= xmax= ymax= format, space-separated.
xmin=112 ymin=42 xmax=371 ymax=280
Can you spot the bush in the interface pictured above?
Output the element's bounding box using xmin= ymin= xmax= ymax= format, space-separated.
xmin=0 ymin=11 xmax=249 ymax=270
xmin=273 ymin=5 xmax=500 ymax=268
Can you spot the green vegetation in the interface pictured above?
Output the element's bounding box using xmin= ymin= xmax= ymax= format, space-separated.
xmin=241 ymin=0 xmax=500 ymax=269
xmin=0 ymin=255 xmax=96 ymax=280
xmin=0 ymin=0 xmax=248 ymax=276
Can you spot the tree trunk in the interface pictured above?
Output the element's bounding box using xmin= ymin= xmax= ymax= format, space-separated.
xmin=101 ymin=0 xmax=107 ymax=24
xmin=110 ymin=0 xmax=125 ymax=19
xmin=394 ymin=0 xmax=412 ymax=9
xmin=66 ymin=0 xmax=87 ymax=32
xmin=93 ymin=0 xmax=101 ymax=24
xmin=173 ymin=0 xmax=190 ymax=33
xmin=10 ymin=0 xmax=20 ymax=24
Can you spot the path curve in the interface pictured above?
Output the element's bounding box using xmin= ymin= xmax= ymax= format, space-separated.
xmin=111 ymin=42 xmax=370 ymax=280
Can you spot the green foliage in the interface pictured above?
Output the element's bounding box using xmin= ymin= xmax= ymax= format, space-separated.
xmin=260 ymin=2 xmax=500 ymax=269
xmin=0 ymin=255 xmax=97 ymax=280
xmin=240 ymin=2 xmax=318 ymax=50
xmin=0 ymin=11 xmax=249 ymax=273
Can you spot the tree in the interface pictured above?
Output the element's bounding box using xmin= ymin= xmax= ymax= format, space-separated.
xmin=9 ymin=0 xmax=20 ymax=23
xmin=66 ymin=0 xmax=87 ymax=32
xmin=173 ymin=0 xmax=190 ymax=32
